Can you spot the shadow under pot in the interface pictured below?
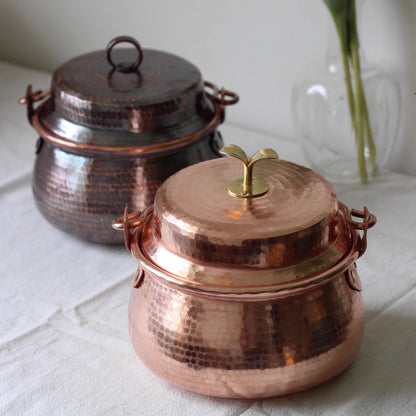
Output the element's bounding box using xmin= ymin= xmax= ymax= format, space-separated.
xmin=20 ymin=36 xmax=238 ymax=244
xmin=113 ymin=145 xmax=376 ymax=398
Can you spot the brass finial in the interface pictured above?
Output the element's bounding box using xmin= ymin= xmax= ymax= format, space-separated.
xmin=220 ymin=145 xmax=279 ymax=198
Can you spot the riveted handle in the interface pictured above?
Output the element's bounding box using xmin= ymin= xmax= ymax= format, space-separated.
xmin=345 ymin=265 xmax=362 ymax=292
xmin=19 ymin=85 xmax=50 ymax=126
xmin=112 ymin=205 xmax=153 ymax=252
xmin=220 ymin=145 xmax=279 ymax=198
xmin=106 ymin=36 xmax=143 ymax=73
xmin=339 ymin=202 xmax=377 ymax=258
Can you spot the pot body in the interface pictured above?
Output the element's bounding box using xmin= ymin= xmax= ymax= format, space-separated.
xmin=33 ymin=131 xmax=222 ymax=243
xmin=128 ymin=262 xmax=364 ymax=398
xmin=22 ymin=36 xmax=239 ymax=244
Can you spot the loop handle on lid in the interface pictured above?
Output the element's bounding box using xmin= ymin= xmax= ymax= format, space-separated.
xmin=106 ymin=36 xmax=143 ymax=73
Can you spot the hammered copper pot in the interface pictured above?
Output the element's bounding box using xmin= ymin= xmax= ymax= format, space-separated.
xmin=20 ymin=36 xmax=238 ymax=243
xmin=113 ymin=145 xmax=376 ymax=398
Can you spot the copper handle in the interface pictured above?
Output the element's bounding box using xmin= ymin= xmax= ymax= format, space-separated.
xmin=106 ymin=36 xmax=143 ymax=73
xmin=131 ymin=268 xmax=145 ymax=289
xmin=19 ymin=85 xmax=50 ymax=125
xmin=345 ymin=266 xmax=362 ymax=292
xmin=339 ymin=202 xmax=377 ymax=258
xmin=112 ymin=205 xmax=153 ymax=252
xmin=204 ymin=81 xmax=239 ymax=106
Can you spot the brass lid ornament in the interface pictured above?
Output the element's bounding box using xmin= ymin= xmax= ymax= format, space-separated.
xmin=220 ymin=145 xmax=279 ymax=198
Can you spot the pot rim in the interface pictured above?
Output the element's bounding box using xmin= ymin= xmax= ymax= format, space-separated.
xmin=129 ymin=215 xmax=361 ymax=295
xmin=31 ymin=97 xmax=224 ymax=157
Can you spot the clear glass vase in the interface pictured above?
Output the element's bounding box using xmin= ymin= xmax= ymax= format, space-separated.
xmin=291 ymin=2 xmax=400 ymax=184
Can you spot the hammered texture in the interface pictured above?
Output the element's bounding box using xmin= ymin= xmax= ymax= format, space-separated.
xmin=33 ymin=132 xmax=222 ymax=243
xmin=142 ymin=158 xmax=342 ymax=277
xmin=49 ymin=48 xmax=214 ymax=140
xmin=129 ymin=266 xmax=364 ymax=398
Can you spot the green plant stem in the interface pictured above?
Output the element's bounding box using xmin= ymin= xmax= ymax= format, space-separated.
xmin=362 ymin=95 xmax=378 ymax=175
xmin=349 ymin=0 xmax=377 ymax=179
xmin=335 ymin=21 xmax=356 ymax=128
xmin=325 ymin=0 xmax=377 ymax=183
xmin=350 ymin=46 xmax=368 ymax=183
xmin=334 ymin=17 xmax=366 ymax=182
xmin=350 ymin=48 xmax=378 ymax=176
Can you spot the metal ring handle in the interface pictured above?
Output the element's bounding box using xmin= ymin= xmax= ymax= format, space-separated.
xmin=19 ymin=85 xmax=50 ymax=125
xmin=340 ymin=203 xmax=377 ymax=230
xmin=204 ymin=81 xmax=220 ymax=101
xmin=339 ymin=202 xmax=377 ymax=258
xmin=112 ymin=205 xmax=153 ymax=252
xmin=106 ymin=36 xmax=143 ymax=73
xmin=217 ymin=87 xmax=239 ymax=105
xmin=204 ymin=81 xmax=239 ymax=106
xmin=350 ymin=207 xmax=377 ymax=230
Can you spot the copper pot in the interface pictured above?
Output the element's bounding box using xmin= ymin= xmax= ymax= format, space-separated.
xmin=113 ymin=145 xmax=376 ymax=398
xmin=20 ymin=36 xmax=238 ymax=243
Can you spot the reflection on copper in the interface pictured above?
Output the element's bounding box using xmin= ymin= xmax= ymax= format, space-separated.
xmin=128 ymin=267 xmax=364 ymax=398
xmin=32 ymin=134 xmax=223 ymax=243
xmin=30 ymin=102 xmax=225 ymax=157
xmin=20 ymin=37 xmax=239 ymax=243
xmin=143 ymin=158 xmax=341 ymax=271
xmin=117 ymin=148 xmax=376 ymax=397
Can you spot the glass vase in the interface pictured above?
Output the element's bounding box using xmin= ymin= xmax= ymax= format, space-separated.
xmin=291 ymin=1 xmax=400 ymax=184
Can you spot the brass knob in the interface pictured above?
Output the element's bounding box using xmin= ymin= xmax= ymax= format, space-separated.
xmin=220 ymin=145 xmax=279 ymax=198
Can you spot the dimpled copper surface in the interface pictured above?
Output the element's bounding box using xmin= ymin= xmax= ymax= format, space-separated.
xmin=33 ymin=132 xmax=222 ymax=243
xmin=46 ymin=48 xmax=214 ymax=142
xmin=129 ymin=266 xmax=364 ymax=398
xmin=141 ymin=157 xmax=344 ymax=283
xmin=24 ymin=38 xmax=240 ymax=243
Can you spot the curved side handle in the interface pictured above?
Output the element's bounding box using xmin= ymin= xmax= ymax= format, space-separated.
xmin=112 ymin=205 xmax=153 ymax=252
xmin=339 ymin=202 xmax=377 ymax=258
xmin=204 ymin=81 xmax=239 ymax=124
xmin=204 ymin=81 xmax=239 ymax=106
xmin=19 ymin=85 xmax=50 ymax=126
xmin=131 ymin=268 xmax=145 ymax=289
xmin=345 ymin=264 xmax=362 ymax=292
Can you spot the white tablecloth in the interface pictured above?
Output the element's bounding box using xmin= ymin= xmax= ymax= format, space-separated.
xmin=1 ymin=61 xmax=415 ymax=416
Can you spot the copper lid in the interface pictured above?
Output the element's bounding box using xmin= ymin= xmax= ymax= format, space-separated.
xmin=132 ymin=146 xmax=354 ymax=293
xmin=29 ymin=36 xmax=236 ymax=152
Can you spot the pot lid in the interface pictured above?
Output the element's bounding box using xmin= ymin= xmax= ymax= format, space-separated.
xmin=28 ymin=36 xmax=238 ymax=151
xmin=132 ymin=145 xmax=354 ymax=293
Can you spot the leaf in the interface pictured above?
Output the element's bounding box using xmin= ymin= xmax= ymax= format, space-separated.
xmin=323 ymin=0 xmax=353 ymax=55
xmin=249 ymin=148 xmax=279 ymax=167
xmin=219 ymin=144 xmax=248 ymax=165
xmin=323 ymin=0 xmax=352 ymax=20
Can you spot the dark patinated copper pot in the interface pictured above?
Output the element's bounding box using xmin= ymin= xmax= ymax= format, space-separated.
xmin=20 ymin=36 xmax=238 ymax=243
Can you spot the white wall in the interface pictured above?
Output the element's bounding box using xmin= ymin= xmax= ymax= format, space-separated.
xmin=1 ymin=0 xmax=415 ymax=175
